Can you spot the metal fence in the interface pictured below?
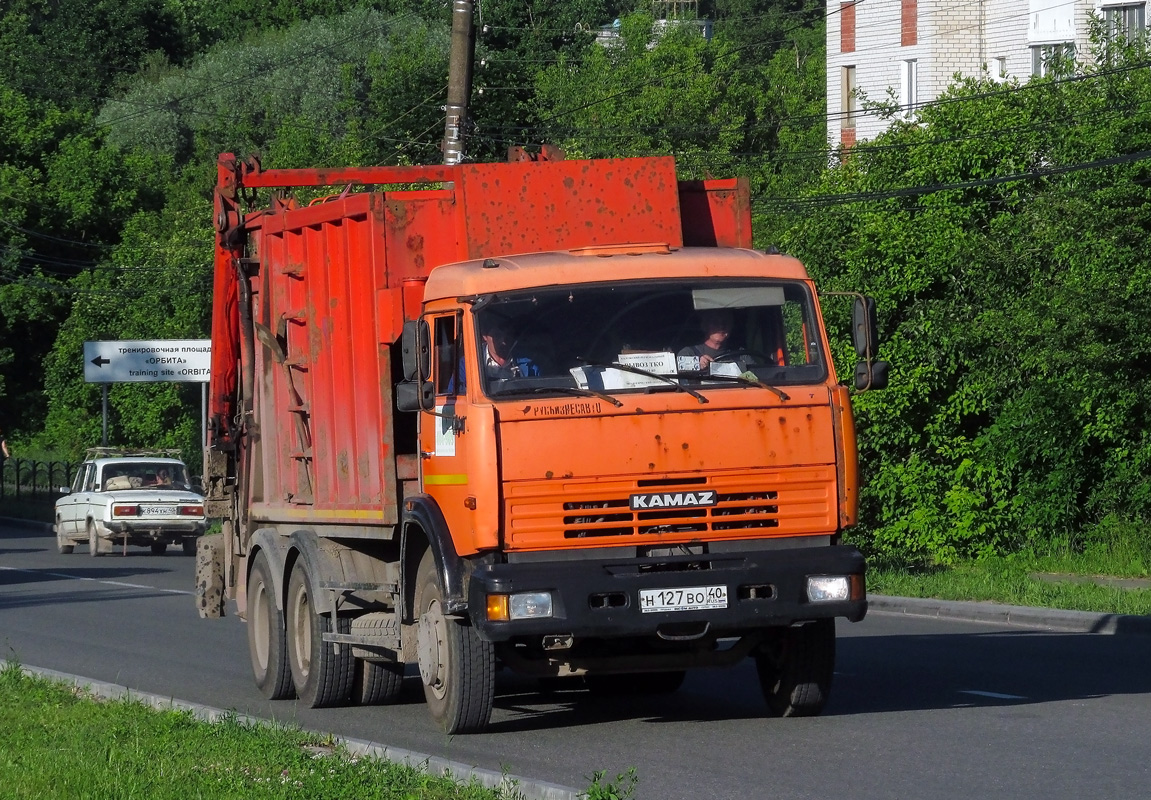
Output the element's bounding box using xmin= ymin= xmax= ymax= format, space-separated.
xmin=0 ymin=458 xmax=78 ymax=500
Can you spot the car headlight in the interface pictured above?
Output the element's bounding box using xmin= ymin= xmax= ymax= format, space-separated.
xmin=806 ymin=575 xmax=858 ymax=603
xmin=486 ymin=592 xmax=554 ymax=621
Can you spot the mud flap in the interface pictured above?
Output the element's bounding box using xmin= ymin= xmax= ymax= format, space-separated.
xmin=196 ymin=533 xmax=226 ymax=618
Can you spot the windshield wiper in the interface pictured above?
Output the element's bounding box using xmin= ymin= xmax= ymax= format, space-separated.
xmin=522 ymin=385 xmax=624 ymax=407
xmin=697 ymin=373 xmax=790 ymax=401
xmin=576 ymin=359 xmax=708 ymax=404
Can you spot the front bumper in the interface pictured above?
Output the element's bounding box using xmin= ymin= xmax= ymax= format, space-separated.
xmin=468 ymin=543 xmax=866 ymax=642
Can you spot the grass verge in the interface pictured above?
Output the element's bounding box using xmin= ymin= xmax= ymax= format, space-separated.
xmin=0 ymin=663 xmax=527 ymax=800
xmin=868 ymin=558 xmax=1151 ymax=616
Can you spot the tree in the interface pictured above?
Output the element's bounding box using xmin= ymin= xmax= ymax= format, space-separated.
xmin=777 ymin=39 xmax=1151 ymax=563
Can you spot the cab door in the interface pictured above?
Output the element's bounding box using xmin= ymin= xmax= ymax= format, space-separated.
xmin=418 ymin=313 xmax=475 ymax=551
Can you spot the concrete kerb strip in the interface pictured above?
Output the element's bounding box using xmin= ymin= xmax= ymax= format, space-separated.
xmin=869 ymin=594 xmax=1151 ymax=635
xmin=20 ymin=665 xmax=582 ymax=800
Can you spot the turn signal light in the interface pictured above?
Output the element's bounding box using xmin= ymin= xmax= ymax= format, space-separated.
xmin=112 ymin=505 xmax=138 ymax=516
xmin=178 ymin=505 xmax=204 ymax=516
xmin=487 ymin=594 xmax=510 ymax=621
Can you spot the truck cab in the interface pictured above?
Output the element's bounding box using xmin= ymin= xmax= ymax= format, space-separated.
xmin=397 ymin=246 xmax=866 ymax=705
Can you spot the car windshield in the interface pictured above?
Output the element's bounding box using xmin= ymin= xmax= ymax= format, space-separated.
xmin=467 ymin=279 xmax=827 ymax=399
xmin=99 ymin=462 xmax=191 ymax=492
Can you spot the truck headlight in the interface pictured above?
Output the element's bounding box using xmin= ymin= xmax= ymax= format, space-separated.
xmin=486 ymin=592 xmax=554 ymax=621
xmin=806 ymin=575 xmax=854 ymax=602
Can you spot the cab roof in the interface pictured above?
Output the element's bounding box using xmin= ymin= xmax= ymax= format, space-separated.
xmin=421 ymin=247 xmax=811 ymax=303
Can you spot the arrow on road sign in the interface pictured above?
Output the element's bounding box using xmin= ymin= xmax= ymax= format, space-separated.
xmin=91 ymin=356 xmax=110 ymax=367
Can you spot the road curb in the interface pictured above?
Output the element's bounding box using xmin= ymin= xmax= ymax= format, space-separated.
xmin=869 ymin=594 xmax=1151 ymax=635
xmin=20 ymin=665 xmax=582 ymax=800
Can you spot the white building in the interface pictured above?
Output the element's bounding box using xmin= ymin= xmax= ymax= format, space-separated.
xmin=826 ymin=0 xmax=1147 ymax=148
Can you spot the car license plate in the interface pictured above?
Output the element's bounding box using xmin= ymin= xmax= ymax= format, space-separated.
xmin=138 ymin=505 xmax=171 ymax=516
xmin=639 ymin=585 xmax=728 ymax=613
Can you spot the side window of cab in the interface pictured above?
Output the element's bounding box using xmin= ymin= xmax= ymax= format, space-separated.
xmin=433 ymin=314 xmax=462 ymax=396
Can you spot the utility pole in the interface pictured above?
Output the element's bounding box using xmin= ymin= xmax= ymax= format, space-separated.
xmin=443 ymin=0 xmax=475 ymax=166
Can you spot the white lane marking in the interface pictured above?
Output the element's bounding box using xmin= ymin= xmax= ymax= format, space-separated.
xmin=958 ymin=689 xmax=1027 ymax=700
xmin=0 ymin=565 xmax=192 ymax=595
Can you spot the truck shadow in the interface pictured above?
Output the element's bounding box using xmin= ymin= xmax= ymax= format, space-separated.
xmin=483 ymin=629 xmax=1151 ymax=732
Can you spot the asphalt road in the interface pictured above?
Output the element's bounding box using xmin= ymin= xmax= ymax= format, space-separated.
xmin=2 ymin=519 xmax=1150 ymax=799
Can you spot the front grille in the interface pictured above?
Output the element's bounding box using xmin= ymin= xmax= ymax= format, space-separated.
xmin=505 ymin=467 xmax=834 ymax=550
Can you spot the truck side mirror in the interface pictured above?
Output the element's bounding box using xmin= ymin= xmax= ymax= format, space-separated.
xmin=395 ymin=380 xmax=435 ymax=412
xmin=852 ymin=296 xmax=879 ymax=358
xmin=854 ymin=360 xmax=890 ymax=391
xmin=401 ymin=319 xmax=431 ymax=381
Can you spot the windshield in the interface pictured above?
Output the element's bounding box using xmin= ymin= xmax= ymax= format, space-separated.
xmin=99 ymin=462 xmax=192 ymax=492
xmin=471 ymin=280 xmax=826 ymax=399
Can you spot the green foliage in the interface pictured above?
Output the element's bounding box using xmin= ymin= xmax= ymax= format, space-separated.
xmin=98 ymin=9 xmax=450 ymax=169
xmin=584 ymin=767 xmax=639 ymax=800
xmin=786 ymin=41 xmax=1151 ymax=564
xmin=0 ymin=79 xmax=156 ymax=440
xmin=0 ymin=0 xmax=187 ymax=110
xmin=39 ymin=162 xmax=213 ymax=466
xmin=530 ymin=6 xmax=826 ymax=242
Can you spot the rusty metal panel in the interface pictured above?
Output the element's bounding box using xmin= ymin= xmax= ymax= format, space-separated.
xmin=457 ymin=157 xmax=684 ymax=257
xmin=380 ymin=191 xmax=464 ymax=290
xmin=498 ymin=405 xmax=837 ymax=481
xmin=679 ymin=177 xmax=753 ymax=248
xmin=256 ymin=195 xmax=398 ymax=520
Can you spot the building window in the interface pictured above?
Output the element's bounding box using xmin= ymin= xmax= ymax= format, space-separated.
xmin=842 ymin=65 xmax=857 ymax=129
xmin=996 ymin=56 xmax=1008 ymax=79
xmin=1031 ymin=43 xmax=1075 ymax=77
xmin=1104 ymin=4 xmax=1146 ymax=44
xmin=900 ymin=60 xmax=918 ymax=119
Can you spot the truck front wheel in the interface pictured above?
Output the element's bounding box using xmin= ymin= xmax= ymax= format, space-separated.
xmin=414 ymin=550 xmax=494 ymax=733
xmin=247 ymin=551 xmax=294 ymax=700
xmin=755 ymin=618 xmax=836 ymax=717
xmin=286 ymin=561 xmax=353 ymax=708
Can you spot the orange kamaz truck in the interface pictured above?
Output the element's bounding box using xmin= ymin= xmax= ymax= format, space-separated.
xmin=196 ymin=149 xmax=888 ymax=734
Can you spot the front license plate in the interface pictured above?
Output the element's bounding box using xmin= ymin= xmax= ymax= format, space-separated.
xmin=138 ymin=505 xmax=172 ymax=516
xmin=639 ymin=585 xmax=728 ymax=613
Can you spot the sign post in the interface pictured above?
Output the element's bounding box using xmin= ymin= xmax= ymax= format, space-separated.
xmin=83 ymin=339 xmax=212 ymax=450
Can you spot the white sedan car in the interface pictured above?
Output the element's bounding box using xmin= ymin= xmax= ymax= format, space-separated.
xmin=54 ymin=454 xmax=206 ymax=556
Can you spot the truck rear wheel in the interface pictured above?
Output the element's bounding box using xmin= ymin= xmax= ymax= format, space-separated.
xmin=353 ymin=659 xmax=405 ymax=705
xmin=415 ymin=550 xmax=494 ymax=733
xmin=755 ymin=618 xmax=836 ymax=717
xmin=247 ymin=551 xmax=294 ymax=700
xmin=286 ymin=561 xmax=354 ymax=708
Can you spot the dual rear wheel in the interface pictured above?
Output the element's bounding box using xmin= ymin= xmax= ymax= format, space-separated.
xmin=245 ymin=553 xmax=413 ymax=710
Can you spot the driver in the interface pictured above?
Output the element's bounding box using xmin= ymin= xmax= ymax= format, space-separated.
xmin=481 ymin=319 xmax=541 ymax=380
xmin=678 ymin=308 xmax=735 ymax=370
